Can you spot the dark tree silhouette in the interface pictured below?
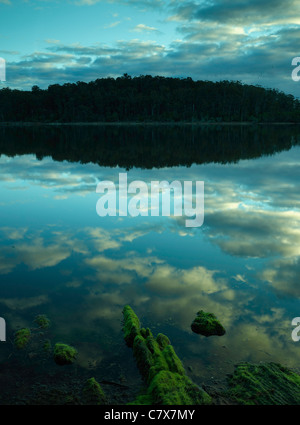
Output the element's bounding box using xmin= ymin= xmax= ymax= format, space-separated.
xmin=0 ymin=75 xmax=299 ymax=123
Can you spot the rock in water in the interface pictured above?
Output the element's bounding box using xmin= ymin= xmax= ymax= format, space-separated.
xmin=191 ymin=310 xmax=225 ymax=337
xmin=53 ymin=343 xmax=77 ymax=365
xmin=82 ymin=378 xmax=106 ymax=405
xmin=14 ymin=328 xmax=31 ymax=349
xmin=34 ymin=314 xmax=51 ymax=329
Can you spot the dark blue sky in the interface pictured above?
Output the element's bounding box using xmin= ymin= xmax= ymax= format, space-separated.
xmin=0 ymin=0 xmax=300 ymax=96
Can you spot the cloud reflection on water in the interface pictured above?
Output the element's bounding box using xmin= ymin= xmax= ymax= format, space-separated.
xmin=0 ymin=146 xmax=300 ymax=379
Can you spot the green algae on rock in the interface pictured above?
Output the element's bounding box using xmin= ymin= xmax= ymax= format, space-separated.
xmin=14 ymin=328 xmax=31 ymax=349
xmin=82 ymin=378 xmax=106 ymax=405
xmin=226 ymin=362 xmax=300 ymax=405
xmin=34 ymin=314 xmax=51 ymax=329
xmin=191 ymin=310 xmax=225 ymax=337
xmin=122 ymin=305 xmax=212 ymax=405
xmin=53 ymin=343 xmax=78 ymax=366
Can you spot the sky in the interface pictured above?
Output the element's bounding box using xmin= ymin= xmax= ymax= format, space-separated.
xmin=0 ymin=0 xmax=300 ymax=96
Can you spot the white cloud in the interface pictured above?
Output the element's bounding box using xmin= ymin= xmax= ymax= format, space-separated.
xmin=132 ymin=23 xmax=160 ymax=33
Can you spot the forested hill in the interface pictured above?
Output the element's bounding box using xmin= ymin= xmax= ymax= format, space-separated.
xmin=0 ymin=74 xmax=299 ymax=123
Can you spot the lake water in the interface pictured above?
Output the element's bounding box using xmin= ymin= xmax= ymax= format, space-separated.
xmin=0 ymin=124 xmax=300 ymax=404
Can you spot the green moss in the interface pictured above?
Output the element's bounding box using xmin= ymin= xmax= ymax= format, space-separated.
xmin=53 ymin=343 xmax=77 ymax=366
xmin=226 ymin=362 xmax=300 ymax=405
xmin=122 ymin=305 xmax=212 ymax=405
xmin=130 ymin=370 xmax=211 ymax=405
xmin=14 ymin=328 xmax=31 ymax=349
xmin=82 ymin=378 xmax=106 ymax=405
xmin=146 ymin=370 xmax=212 ymax=405
xmin=133 ymin=334 xmax=155 ymax=381
xmin=122 ymin=305 xmax=141 ymax=347
xmin=34 ymin=314 xmax=51 ymax=329
xmin=191 ymin=310 xmax=226 ymax=337
xmin=162 ymin=345 xmax=186 ymax=376
xmin=130 ymin=393 xmax=153 ymax=405
xmin=156 ymin=333 xmax=170 ymax=350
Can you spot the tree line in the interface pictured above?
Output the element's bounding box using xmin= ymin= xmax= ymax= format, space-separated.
xmin=0 ymin=74 xmax=299 ymax=123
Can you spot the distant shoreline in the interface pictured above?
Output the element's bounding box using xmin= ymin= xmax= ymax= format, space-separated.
xmin=0 ymin=121 xmax=299 ymax=126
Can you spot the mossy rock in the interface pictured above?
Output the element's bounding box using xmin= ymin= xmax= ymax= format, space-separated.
xmin=82 ymin=378 xmax=106 ymax=405
xmin=191 ymin=310 xmax=225 ymax=337
xmin=14 ymin=328 xmax=31 ymax=349
xmin=53 ymin=343 xmax=77 ymax=366
xmin=226 ymin=362 xmax=300 ymax=405
xmin=122 ymin=305 xmax=212 ymax=405
xmin=34 ymin=314 xmax=51 ymax=329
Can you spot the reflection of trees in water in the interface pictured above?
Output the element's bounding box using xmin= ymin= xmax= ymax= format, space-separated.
xmin=0 ymin=124 xmax=299 ymax=169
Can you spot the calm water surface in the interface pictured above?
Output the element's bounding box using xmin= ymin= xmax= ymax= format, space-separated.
xmin=0 ymin=125 xmax=300 ymax=402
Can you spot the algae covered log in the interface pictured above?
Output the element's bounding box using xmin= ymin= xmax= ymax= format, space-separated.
xmin=227 ymin=362 xmax=300 ymax=405
xmin=123 ymin=305 xmax=141 ymax=347
xmin=122 ymin=305 xmax=212 ymax=405
xmin=191 ymin=310 xmax=225 ymax=337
